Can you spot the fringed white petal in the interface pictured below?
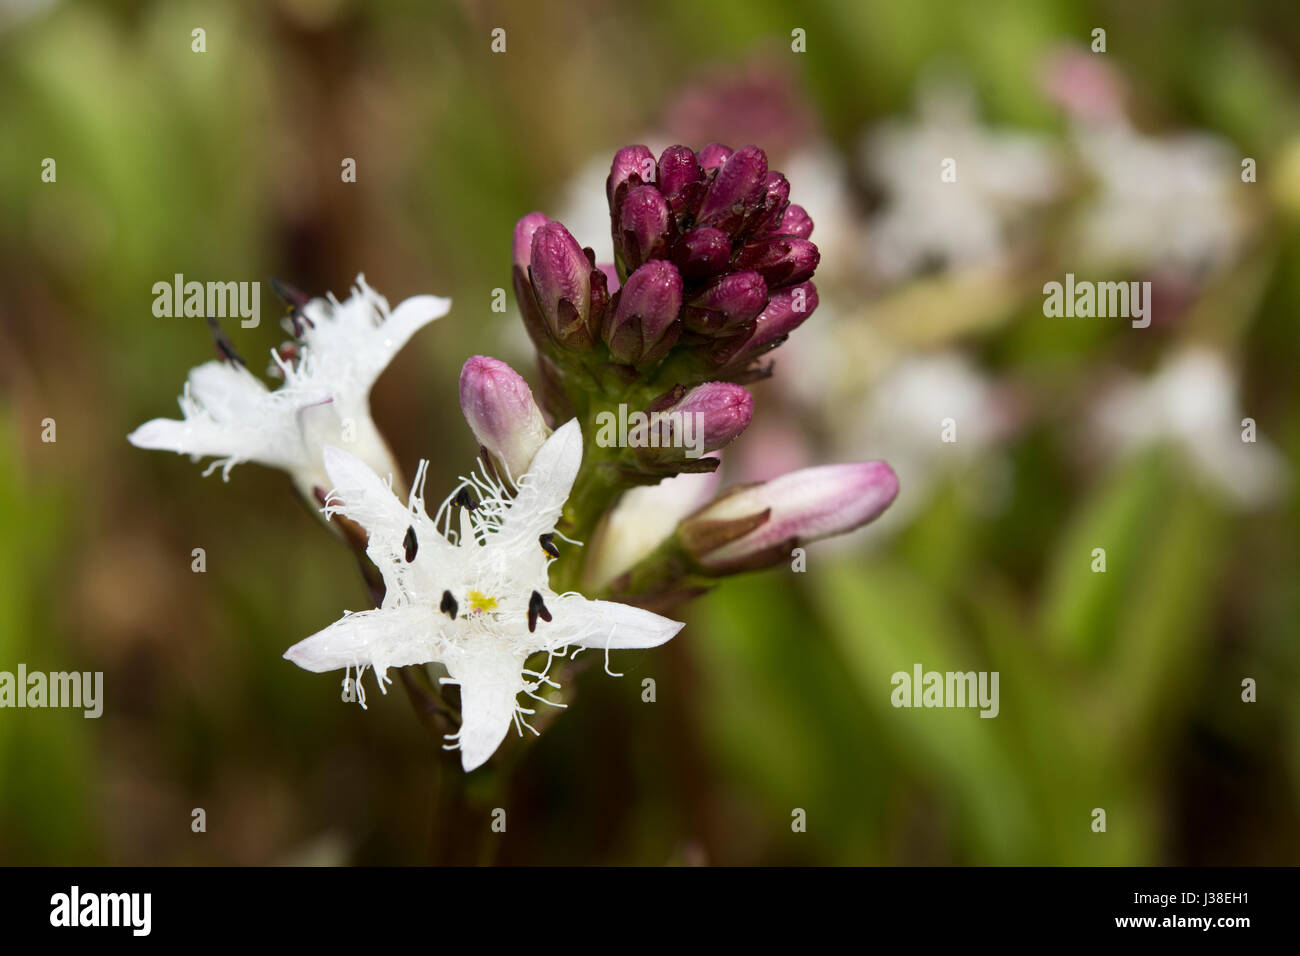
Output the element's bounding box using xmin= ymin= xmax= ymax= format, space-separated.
xmin=444 ymin=646 xmax=527 ymax=772
xmin=320 ymin=446 xmax=456 ymax=573
xmin=321 ymin=445 xmax=411 ymax=534
xmin=127 ymin=360 xmax=311 ymax=477
xmin=549 ymin=593 xmax=684 ymax=651
xmin=492 ymin=418 xmax=582 ymax=547
xmin=297 ymin=275 xmax=451 ymax=397
xmin=283 ymin=604 xmax=441 ymax=675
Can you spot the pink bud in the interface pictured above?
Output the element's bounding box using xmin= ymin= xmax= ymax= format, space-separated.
xmin=657 ymin=145 xmax=705 ymax=218
xmin=631 ymin=382 xmax=753 ymax=464
xmin=672 ymin=227 xmax=732 ymax=279
xmin=530 ymin=221 xmax=594 ymax=349
xmin=711 ymin=281 xmax=819 ymax=367
xmin=684 ymin=461 xmax=899 ymax=570
xmin=773 ymin=203 xmax=814 ymax=239
xmin=683 ymin=271 xmax=768 ymax=336
xmin=733 ymin=235 xmax=820 ymax=286
xmin=697 ymin=142 xmax=734 ymax=171
xmin=604 ymin=261 xmax=683 ymax=365
xmin=458 ymin=356 xmax=551 ymax=481
xmin=513 ymin=212 xmax=552 ymax=349
xmin=617 ymin=185 xmax=672 ymax=269
xmin=697 ymin=145 xmax=769 ymax=233
xmin=607 ymin=145 xmax=656 ymax=207
xmin=513 ymin=212 xmax=550 ymax=272
xmin=746 ymin=171 xmax=790 ymax=236
xmin=668 ymin=382 xmax=754 ymax=453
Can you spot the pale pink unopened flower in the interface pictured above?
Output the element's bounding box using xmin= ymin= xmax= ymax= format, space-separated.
xmin=513 ymin=211 xmax=551 ymax=272
xmin=683 ymin=461 xmax=899 ymax=570
xmin=458 ymin=356 xmax=551 ymax=482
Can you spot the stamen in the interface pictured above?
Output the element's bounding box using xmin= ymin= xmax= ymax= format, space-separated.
xmin=440 ymin=590 xmax=458 ymax=620
xmin=538 ymin=533 xmax=560 ymax=559
xmin=403 ymin=526 xmax=418 ymax=562
xmin=270 ymin=276 xmax=311 ymax=309
xmin=527 ymin=590 xmax=552 ymax=633
xmin=454 ymin=487 xmax=479 ymax=510
xmin=206 ymin=316 xmax=246 ymax=368
xmin=270 ymin=277 xmax=314 ymax=335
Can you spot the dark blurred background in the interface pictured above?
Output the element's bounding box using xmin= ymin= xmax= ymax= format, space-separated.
xmin=1 ymin=0 xmax=1298 ymax=864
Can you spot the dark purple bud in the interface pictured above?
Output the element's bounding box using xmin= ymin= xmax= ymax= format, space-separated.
xmin=746 ymin=172 xmax=790 ymax=236
xmin=530 ymin=221 xmax=594 ymax=349
xmin=603 ymin=261 xmax=683 ymax=364
xmin=733 ymin=236 xmax=819 ymax=286
xmin=773 ymin=203 xmax=813 ymax=239
xmin=712 ymin=281 xmax=818 ymax=367
xmin=607 ymin=145 xmax=656 ymax=208
xmin=617 ymin=185 xmax=672 ymax=270
xmin=657 ymin=145 xmax=705 ymax=218
xmin=683 ymin=271 xmax=767 ymax=336
xmin=696 ymin=142 xmax=733 ymax=171
xmin=697 ymin=145 xmax=768 ymax=232
xmin=671 ymin=227 xmax=732 ymax=279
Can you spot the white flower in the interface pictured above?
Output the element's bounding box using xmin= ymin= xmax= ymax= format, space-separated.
xmin=860 ymin=78 xmax=1062 ymax=281
xmin=283 ymin=419 xmax=684 ymax=771
xmin=1072 ymin=118 xmax=1248 ymax=275
xmin=128 ymin=275 xmax=450 ymax=501
xmin=841 ymin=352 xmax=1016 ymax=535
xmin=1089 ymin=347 xmax=1288 ymax=509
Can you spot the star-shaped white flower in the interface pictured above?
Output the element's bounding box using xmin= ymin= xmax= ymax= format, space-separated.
xmin=127 ymin=275 xmax=450 ymax=500
xmin=283 ymin=419 xmax=685 ymax=771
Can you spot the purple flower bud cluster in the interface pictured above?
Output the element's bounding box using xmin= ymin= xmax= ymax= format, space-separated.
xmin=514 ymin=143 xmax=820 ymax=375
xmin=604 ymin=143 xmax=820 ymax=370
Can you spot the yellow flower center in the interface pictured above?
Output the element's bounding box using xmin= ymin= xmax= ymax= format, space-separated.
xmin=466 ymin=590 xmax=498 ymax=614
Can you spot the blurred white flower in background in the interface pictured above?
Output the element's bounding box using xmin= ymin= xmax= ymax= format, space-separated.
xmin=1072 ymin=120 xmax=1248 ymax=276
xmin=860 ymin=77 xmax=1063 ymax=282
xmin=1089 ymin=347 xmax=1288 ymax=509
xmin=1044 ymin=44 xmax=1252 ymax=278
xmin=845 ymin=351 xmax=1017 ymax=531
